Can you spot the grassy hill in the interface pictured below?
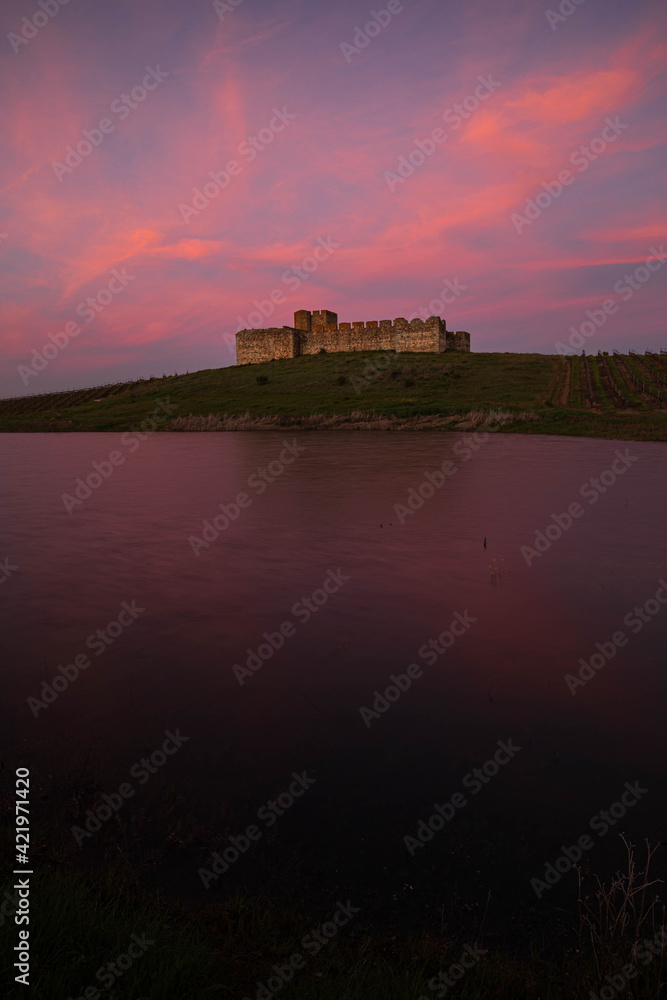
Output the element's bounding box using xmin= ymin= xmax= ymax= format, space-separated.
xmin=2 ymin=351 xmax=667 ymax=439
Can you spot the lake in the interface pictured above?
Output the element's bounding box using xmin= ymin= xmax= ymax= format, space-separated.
xmin=1 ymin=430 xmax=666 ymax=937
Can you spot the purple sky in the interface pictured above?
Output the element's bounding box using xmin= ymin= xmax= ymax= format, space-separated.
xmin=1 ymin=0 xmax=666 ymax=395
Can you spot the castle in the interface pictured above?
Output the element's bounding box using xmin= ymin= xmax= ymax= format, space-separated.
xmin=235 ymin=310 xmax=471 ymax=365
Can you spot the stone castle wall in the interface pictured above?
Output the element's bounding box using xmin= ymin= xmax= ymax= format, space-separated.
xmin=235 ymin=328 xmax=299 ymax=366
xmin=236 ymin=310 xmax=469 ymax=365
xmin=446 ymin=331 xmax=471 ymax=352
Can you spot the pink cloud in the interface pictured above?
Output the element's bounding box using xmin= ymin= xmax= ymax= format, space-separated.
xmin=0 ymin=0 xmax=665 ymax=393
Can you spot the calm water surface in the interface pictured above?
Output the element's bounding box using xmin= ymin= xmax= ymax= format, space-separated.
xmin=1 ymin=431 xmax=666 ymax=924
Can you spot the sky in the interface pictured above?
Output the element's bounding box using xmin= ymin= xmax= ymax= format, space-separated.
xmin=0 ymin=0 xmax=665 ymax=396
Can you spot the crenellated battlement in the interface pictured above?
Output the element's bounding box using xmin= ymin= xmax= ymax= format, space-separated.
xmin=235 ymin=309 xmax=470 ymax=364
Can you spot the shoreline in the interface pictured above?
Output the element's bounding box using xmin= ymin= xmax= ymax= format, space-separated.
xmin=2 ymin=409 xmax=667 ymax=441
xmin=2 ymin=353 xmax=667 ymax=440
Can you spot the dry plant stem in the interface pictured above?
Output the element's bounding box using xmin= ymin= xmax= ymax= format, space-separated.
xmin=577 ymin=836 xmax=664 ymax=979
xmin=165 ymin=410 xmax=540 ymax=432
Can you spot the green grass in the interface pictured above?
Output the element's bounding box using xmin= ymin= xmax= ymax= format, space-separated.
xmin=641 ymin=354 xmax=667 ymax=387
xmin=2 ymin=352 xmax=667 ymax=440
xmin=586 ymin=356 xmax=614 ymax=413
xmin=2 ymin=861 xmax=664 ymax=1000
xmin=3 ymin=787 xmax=665 ymax=999
xmin=624 ymin=353 xmax=650 ymax=390
xmin=607 ymin=355 xmax=645 ymax=408
xmin=623 ymin=357 xmax=654 ymax=407
xmin=568 ymin=355 xmax=582 ymax=409
xmin=623 ymin=353 xmax=666 ymax=407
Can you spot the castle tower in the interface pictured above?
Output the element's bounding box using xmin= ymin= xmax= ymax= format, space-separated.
xmin=311 ymin=310 xmax=338 ymax=331
xmin=294 ymin=310 xmax=312 ymax=333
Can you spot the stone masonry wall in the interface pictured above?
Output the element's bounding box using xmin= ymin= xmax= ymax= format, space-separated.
xmin=236 ymin=328 xmax=299 ymax=365
xmin=300 ymin=320 xmax=393 ymax=355
xmin=394 ymin=317 xmax=444 ymax=353
xmin=298 ymin=316 xmax=444 ymax=355
xmin=446 ymin=331 xmax=471 ymax=352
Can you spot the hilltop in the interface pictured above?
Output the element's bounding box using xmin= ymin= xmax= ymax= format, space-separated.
xmin=1 ymin=351 xmax=667 ymax=440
